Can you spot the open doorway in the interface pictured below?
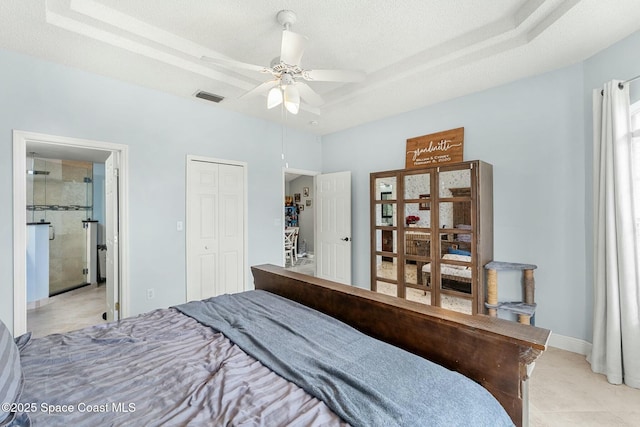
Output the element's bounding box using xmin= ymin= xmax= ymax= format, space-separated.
xmin=26 ymin=155 xmax=106 ymax=337
xmin=13 ymin=131 xmax=129 ymax=337
xmin=284 ymin=168 xmax=317 ymax=276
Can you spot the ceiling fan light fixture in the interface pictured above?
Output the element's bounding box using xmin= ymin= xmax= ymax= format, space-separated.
xmin=267 ymin=87 xmax=283 ymax=109
xmin=284 ymin=85 xmax=300 ymax=114
xmin=284 ymin=101 xmax=299 ymax=115
xmin=205 ymin=9 xmax=362 ymax=117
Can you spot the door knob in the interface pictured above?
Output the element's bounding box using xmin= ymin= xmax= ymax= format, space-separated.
xmin=341 ymin=237 xmax=351 ymax=242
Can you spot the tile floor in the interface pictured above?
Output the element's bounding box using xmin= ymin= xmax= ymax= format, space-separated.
xmin=285 ymin=255 xmax=316 ymax=276
xmin=25 ymin=280 xmax=640 ymax=426
xmin=26 ymin=283 xmax=106 ymax=338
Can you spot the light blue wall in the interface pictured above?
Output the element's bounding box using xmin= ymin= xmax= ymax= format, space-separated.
xmin=0 ymin=48 xmax=321 ymax=332
xmin=323 ymin=64 xmax=587 ymax=340
xmin=322 ymin=29 xmax=640 ymax=343
xmin=3 ymin=29 xmax=639 ymax=341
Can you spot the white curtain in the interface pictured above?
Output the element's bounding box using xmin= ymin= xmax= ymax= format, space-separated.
xmin=590 ymin=80 xmax=640 ymax=389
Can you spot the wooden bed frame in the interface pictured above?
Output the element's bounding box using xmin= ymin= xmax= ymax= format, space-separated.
xmin=252 ymin=264 xmax=550 ymax=427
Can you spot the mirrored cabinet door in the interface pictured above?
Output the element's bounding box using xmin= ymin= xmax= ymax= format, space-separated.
xmin=375 ymin=229 xmax=397 ymax=258
xmin=372 ymin=175 xmax=399 ymax=295
xmin=374 ymin=176 xmax=397 ymax=226
xmin=375 ymin=177 xmax=397 ymax=200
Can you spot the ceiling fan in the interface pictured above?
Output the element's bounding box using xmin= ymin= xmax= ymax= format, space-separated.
xmin=203 ymin=10 xmax=365 ymax=115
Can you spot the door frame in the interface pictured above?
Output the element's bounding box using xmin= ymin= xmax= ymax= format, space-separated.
xmin=282 ymin=167 xmax=319 ymax=266
xmin=185 ymin=155 xmax=249 ymax=299
xmin=12 ymin=130 xmax=129 ymax=336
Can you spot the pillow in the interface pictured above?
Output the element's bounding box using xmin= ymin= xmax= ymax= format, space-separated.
xmin=0 ymin=319 xmax=23 ymax=426
xmin=442 ymin=253 xmax=471 ymax=270
xmin=448 ymin=248 xmax=472 ymax=256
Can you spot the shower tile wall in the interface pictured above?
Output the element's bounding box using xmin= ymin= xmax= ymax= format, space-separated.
xmin=28 ymin=159 xmax=93 ymax=296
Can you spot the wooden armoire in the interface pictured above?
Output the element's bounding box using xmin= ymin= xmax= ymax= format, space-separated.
xmin=370 ymin=160 xmax=493 ymax=315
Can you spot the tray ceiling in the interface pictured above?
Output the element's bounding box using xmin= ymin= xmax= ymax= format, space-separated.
xmin=1 ymin=0 xmax=640 ymax=135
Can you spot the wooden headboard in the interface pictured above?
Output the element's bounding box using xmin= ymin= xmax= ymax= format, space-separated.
xmin=251 ymin=264 xmax=550 ymax=427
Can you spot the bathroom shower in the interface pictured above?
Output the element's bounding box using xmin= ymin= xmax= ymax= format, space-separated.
xmin=26 ymin=156 xmax=96 ymax=298
xmin=27 ymin=152 xmax=50 ymax=175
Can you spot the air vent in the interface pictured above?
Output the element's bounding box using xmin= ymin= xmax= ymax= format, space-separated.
xmin=195 ymin=91 xmax=224 ymax=103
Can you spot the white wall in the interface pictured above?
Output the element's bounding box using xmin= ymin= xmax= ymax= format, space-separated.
xmin=0 ymin=48 xmax=321 ymax=332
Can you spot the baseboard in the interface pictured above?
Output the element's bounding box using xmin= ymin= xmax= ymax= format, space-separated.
xmin=27 ymin=297 xmax=50 ymax=310
xmin=549 ymin=333 xmax=592 ymax=356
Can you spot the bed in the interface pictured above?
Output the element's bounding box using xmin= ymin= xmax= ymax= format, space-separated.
xmin=1 ymin=264 xmax=549 ymax=426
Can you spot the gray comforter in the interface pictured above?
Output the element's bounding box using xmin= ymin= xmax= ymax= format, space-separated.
xmin=16 ymin=290 xmax=513 ymax=426
xmin=175 ymin=290 xmax=513 ymax=427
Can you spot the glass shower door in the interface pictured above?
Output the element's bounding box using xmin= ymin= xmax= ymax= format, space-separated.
xmin=28 ymin=158 xmax=94 ymax=296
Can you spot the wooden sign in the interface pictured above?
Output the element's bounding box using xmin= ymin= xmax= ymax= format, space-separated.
xmin=405 ymin=127 xmax=464 ymax=169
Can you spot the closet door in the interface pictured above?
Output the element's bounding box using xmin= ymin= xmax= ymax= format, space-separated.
xmin=218 ymin=164 xmax=244 ymax=295
xmin=187 ymin=160 xmax=219 ymax=301
xmin=186 ymin=158 xmax=245 ymax=301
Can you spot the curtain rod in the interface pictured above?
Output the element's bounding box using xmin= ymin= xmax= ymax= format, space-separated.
xmin=600 ymin=75 xmax=640 ymax=95
xmin=618 ymin=74 xmax=640 ymax=89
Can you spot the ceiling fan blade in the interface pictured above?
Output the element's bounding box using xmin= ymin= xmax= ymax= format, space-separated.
xmin=295 ymin=82 xmax=324 ymax=107
xmin=280 ymin=30 xmax=307 ymax=66
xmin=240 ymin=80 xmax=280 ymax=99
xmin=302 ymin=69 xmax=365 ymax=82
xmin=202 ymin=55 xmax=271 ymax=74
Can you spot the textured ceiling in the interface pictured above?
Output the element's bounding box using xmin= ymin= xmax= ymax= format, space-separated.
xmin=1 ymin=0 xmax=640 ymax=135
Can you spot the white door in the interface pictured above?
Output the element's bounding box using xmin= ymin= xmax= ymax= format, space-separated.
xmin=186 ymin=159 xmax=245 ymax=301
xmin=105 ymin=153 xmax=119 ymax=321
xmin=316 ymin=171 xmax=352 ymax=284
xmin=218 ymin=164 xmax=244 ymax=294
